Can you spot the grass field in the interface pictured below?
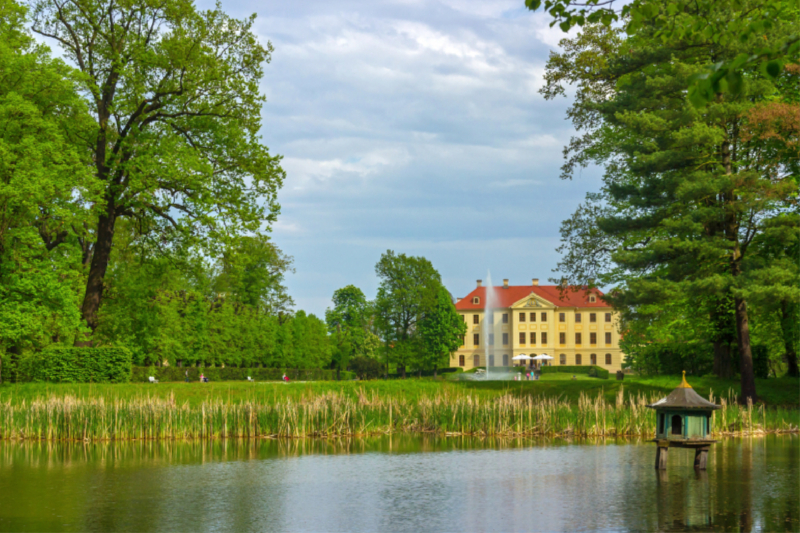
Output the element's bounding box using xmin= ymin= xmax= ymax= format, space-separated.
xmin=1 ymin=374 xmax=797 ymax=407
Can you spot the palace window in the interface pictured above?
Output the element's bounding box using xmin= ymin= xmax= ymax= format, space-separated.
xmin=605 ymin=313 xmax=612 ymax=323
xmin=472 ymin=296 xmax=480 ymax=305
xmin=559 ymin=332 xmax=566 ymax=345
xmin=589 ymin=295 xmax=596 ymax=303
xmin=575 ymin=313 xmax=582 ymax=323
xmin=473 ymin=354 xmax=480 ymax=367
xmin=605 ymin=353 xmax=612 ymax=365
xmin=530 ymin=332 xmax=536 ymax=345
xmin=473 ymin=334 xmax=479 ymax=346
xmin=560 ymin=354 xmax=567 ymax=365
xmin=590 ymin=333 xmax=597 ymax=345
xmin=503 ymin=354 xmax=509 ymax=366
xmin=605 ymin=332 xmax=612 ymax=345
xmin=530 ymin=312 xmax=536 ymax=322
xmin=590 ymin=313 xmax=596 ymax=323
xmin=575 ymin=353 xmax=582 ymax=365
xmin=473 ymin=314 xmax=479 ymax=325
xmin=459 ymin=355 xmax=465 ymax=367
xmin=541 ymin=312 xmax=547 ymax=322
xmin=462 ymin=336 xmax=466 ymax=347
xmin=575 ymin=333 xmax=582 ymax=345
xmin=519 ymin=312 xmax=526 ymax=322
xmin=590 ymin=353 xmax=597 ymax=365
xmin=489 ymin=354 xmax=495 ymax=367
xmin=502 ymin=333 xmax=509 ymax=345
xmin=559 ymin=312 xmax=566 ymax=323
xmin=488 ymin=333 xmax=495 ymax=346
xmin=541 ymin=332 xmax=548 ymax=345
xmin=519 ymin=332 xmax=526 ymax=345
xmin=502 ymin=313 xmax=509 ymax=324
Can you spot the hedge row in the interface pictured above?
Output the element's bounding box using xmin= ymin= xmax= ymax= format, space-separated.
xmin=131 ymin=366 xmax=355 ymax=382
xmin=18 ymin=348 xmax=132 ymax=383
xmin=541 ymin=365 xmax=610 ymax=379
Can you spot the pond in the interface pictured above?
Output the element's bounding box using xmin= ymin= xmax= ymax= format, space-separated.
xmin=0 ymin=435 xmax=797 ymax=532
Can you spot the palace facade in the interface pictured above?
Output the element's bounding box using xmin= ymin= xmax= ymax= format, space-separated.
xmin=452 ymin=278 xmax=626 ymax=372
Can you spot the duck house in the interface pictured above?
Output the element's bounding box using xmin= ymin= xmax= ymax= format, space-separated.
xmin=647 ymin=372 xmax=719 ymax=470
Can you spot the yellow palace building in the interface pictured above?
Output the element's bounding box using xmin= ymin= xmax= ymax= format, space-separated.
xmin=451 ymin=278 xmax=626 ymax=372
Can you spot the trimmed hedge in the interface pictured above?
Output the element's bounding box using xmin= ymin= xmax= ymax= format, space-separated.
xmin=18 ymin=348 xmax=132 ymax=383
xmin=131 ymin=366 xmax=354 ymax=382
xmin=386 ymin=367 xmax=463 ymax=379
xmin=541 ymin=365 xmax=610 ymax=379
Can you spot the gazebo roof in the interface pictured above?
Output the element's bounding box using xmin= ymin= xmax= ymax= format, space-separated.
xmin=647 ymin=372 xmax=720 ymax=411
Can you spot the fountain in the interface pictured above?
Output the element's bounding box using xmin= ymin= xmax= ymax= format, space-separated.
xmin=483 ymin=271 xmax=497 ymax=380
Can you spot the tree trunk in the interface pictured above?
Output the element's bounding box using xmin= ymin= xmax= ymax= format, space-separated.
xmin=734 ymin=296 xmax=757 ymax=403
xmin=780 ymin=301 xmax=799 ymax=378
xmin=76 ymin=206 xmax=117 ymax=346
xmin=433 ymin=366 xmax=438 ymax=378
xmin=713 ymin=341 xmax=734 ymax=379
xmin=399 ymin=364 xmax=406 ymax=379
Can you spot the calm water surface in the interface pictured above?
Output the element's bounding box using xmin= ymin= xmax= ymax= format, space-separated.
xmin=0 ymin=435 xmax=797 ymax=532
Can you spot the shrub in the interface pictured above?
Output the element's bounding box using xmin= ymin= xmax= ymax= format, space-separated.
xmin=541 ymin=365 xmax=610 ymax=379
xmin=130 ymin=366 xmax=353 ymax=382
xmin=349 ymin=356 xmax=384 ymax=380
xmin=18 ymin=348 xmax=132 ymax=383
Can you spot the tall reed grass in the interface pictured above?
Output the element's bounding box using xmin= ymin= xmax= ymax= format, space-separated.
xmin=0 ymin=387 xmax=796 ymax=441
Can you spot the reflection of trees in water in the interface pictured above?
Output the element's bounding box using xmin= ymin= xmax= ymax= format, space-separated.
xmin=0 ymin=436 xmax=798 ymax=531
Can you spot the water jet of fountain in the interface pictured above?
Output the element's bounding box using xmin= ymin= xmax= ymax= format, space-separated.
xmin=483 ymin=271 xmax=497 ymax=380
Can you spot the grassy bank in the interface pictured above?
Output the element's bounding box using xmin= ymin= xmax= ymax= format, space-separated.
xmin=0 ymin=377 xmax=797 ymax=441
xmin=3 ymin=374 xmax=797 ymax=406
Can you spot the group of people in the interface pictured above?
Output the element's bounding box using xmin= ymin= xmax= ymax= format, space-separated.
xmin=184 ymin=370 xmax=210 ymax=383
xmin=180 ymin=370 xmax=289 ymax=383
xmin=514 ymin=371 xmax=539 ymax=381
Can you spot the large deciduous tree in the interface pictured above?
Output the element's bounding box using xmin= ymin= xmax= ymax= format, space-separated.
xmin=374 ymin=250 xmax=441 ymax=378
xmin=30 ymin=0 xmax=285 ymax=343
xmin=418 ymin=286 xmax=467 ymax=377
xmin=0 ymin=0 xmax=97 ymax=366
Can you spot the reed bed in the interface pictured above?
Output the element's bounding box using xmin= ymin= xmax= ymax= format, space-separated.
xmin=0 ymin=387 xmax=796 ymax=441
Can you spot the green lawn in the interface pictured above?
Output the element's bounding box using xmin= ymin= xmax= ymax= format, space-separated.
xmin=1 ymin=374 xmax=796 ymax=407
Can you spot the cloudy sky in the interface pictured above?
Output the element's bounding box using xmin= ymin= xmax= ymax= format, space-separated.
xmin=212 ymin=0 xmax=602 ymax=317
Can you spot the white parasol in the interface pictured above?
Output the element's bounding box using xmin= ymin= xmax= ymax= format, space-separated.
xmin=532 ymin=354 xmax=553 ymax=360
xmin=511 ymin=354 xmax=532 ymax=361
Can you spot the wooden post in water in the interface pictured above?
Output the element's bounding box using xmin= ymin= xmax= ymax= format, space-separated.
xmin=655 ymin=442 xmax=669 ymax=470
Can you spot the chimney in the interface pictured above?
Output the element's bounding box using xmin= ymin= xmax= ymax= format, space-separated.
xmin=503 ymin=279 xmax=509 ymax=288
xmin=456 ymin=297 xmax=462 ymax=303
xmin=532 ymin=278 xmax=539 ymax=286
xmin=476 ymin=280 xmax=482 ymax=287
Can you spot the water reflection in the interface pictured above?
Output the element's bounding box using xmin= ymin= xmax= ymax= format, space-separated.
xmin=0 ymin=435 xmax=797 ymax=532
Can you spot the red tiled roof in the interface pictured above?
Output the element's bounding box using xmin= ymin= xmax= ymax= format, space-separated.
xmin=454 ymin=285 xmax=607 ymax=310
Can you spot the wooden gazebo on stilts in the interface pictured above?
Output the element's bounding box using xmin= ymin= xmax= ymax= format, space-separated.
xmin=647 ymin=371 xmax=720 ymax=470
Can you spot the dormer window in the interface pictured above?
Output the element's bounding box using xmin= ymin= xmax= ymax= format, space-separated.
xmin=472 ymin=296 xmax=480 ymax=305
xmin=589 ymin=295 xmax=596 ymax=303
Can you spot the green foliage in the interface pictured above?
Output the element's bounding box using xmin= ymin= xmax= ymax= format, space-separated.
xmin=130 ymin=366 xmax=352 ymax=383
xmin=17 ymin=347 xmax=132 ymax=383
xmin=418 ymin=285 xmax=468 ymax=374
xmin=541 ymin=365 xmax=610 ymax=379
xmin=29 ymin=0 xmax=286 ymax=334
xmin=374 ymin=250 xmax=443 ymax=376
xmin=525 ymin=0 xmax=800 ymax=105
xmin=544 ymin=10 xmax=798 ymax=400
xmin=348 ymin=356 xmax=385 ymax=380
xmin=0 ymin=0 xmax=97 ymax=354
